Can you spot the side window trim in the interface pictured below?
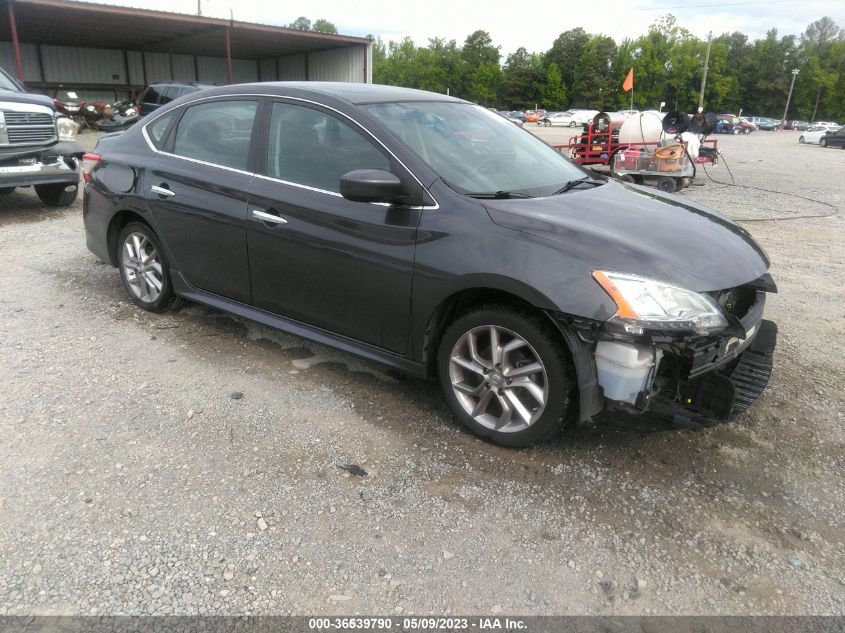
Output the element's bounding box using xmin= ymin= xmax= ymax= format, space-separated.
xmin=257 ymin=97 xmax=393 ymax=197
xmin=140 ymin=93 xmax=438 ymax=209
xmin=143 ymin=97 xmax=260 ymax=175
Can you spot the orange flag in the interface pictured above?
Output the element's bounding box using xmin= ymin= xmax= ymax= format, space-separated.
xmin=622 ymin=67 xmax=634 ymax=92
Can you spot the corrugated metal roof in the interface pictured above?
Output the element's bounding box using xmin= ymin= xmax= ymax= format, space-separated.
xmin=0 ymin=0 xmax=370 ymax=58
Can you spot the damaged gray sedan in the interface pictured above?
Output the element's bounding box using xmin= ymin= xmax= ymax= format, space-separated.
xmin=82 ymin=82 xmax=776 ymax=446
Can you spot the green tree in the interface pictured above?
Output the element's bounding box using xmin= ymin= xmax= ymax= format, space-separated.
xmin=546 ymin=28 xmax=590 ymax=90
xmin=461 ymin=30 xmax=501 ymax=103
xmin=540 ymin=63 xmax=566 ymax=110
xmin=502 ymin=47 xmax=544 ymax=109
xmin=312 ymin=19 xmax=338 ymax=34
xmin=288 ymin=16 xmax=311 ymax=31
xmin=571 ymin=35 xmax=617 ymax=108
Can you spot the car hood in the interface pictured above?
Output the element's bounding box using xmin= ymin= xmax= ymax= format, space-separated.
xmin=0 ymin=90 xmax=55 ymax=109
xmin=484 ymin=180 xmax=770 ymax=292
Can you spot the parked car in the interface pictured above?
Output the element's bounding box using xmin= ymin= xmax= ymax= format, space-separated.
xmin=496 ymin=110 xmax=524 ymax=127
xmin=785 ymin=120 xmax=809 ymax=130
xmin=738 ymin=117 xmax=758 ymax=131
xmin=714 ymin=117 xmax=742 ymax=134
xmin=541 ymin=110 xmax=584 ymax=128
xmin=136 ymin=82 xmax=216 ymax=117
xmin=799 ymin=125 xmax=840 ymax=144
xmin=819 ymin=127 xmax=845 ymax=148
xmin=756 ymin=118 xmax=780 ymax=131
xmin=541 ymin=109 xmax=597 ymax=128
xmin=523 ymin=109 xmax=546 ymax=123
xmin=0 ymin=66 xmax=84 ymax=205
xmin=736 ymin=122 xmax=755 ymax=134
xmin=83 ymin=82 xmax=777 ymax=447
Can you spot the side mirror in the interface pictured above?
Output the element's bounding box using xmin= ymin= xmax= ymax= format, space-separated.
xmin=340 ymin=169 xmax=403 ymax=203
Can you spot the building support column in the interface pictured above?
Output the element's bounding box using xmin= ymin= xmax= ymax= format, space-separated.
xmin=225 ymin=26 xmax=233 ymax=84
xmin=7 ymin=0 xmax=26 ymax=82
xmin=122 ymin=49 xmax=132 ymax=100
xmin=35 ymin=43 xmax=47 ymax=92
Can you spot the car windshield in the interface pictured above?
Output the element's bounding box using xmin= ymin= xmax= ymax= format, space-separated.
xmin=0 ymin=71 xmax=22 ymax=92
xmin=364 ymin=101 xmax=585 ymax=197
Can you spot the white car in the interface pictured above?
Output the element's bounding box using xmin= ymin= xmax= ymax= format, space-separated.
xmin=540 ymin=110 xmax=583 ymax=127
xmin=540 ymin=109 xmax=598 ymax=128
xmin=799 ymin=125 xmax=841 ymax=144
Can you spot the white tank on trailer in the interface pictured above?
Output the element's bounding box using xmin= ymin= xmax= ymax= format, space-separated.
xmin=618 ymin=110 xmax=701 ymax=161
xmin=618 ymin=110 xmax=666 ymax=145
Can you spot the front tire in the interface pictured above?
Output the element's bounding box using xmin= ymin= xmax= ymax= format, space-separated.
xmin=655 ymin=176 xmax=676 ymax=193
xmin=116 ymin=222 xmax=180 ymax=313
xmin=35 ymin=183 xmax=78 ymax=206
xmin=0 ymin=187 xmax=15 ymax=195
xmin=799 ymin=136 xmax=805 ymax=143
xmin=569 ymin=121 xmax=577 ymax=128
xmin=437 ymin=306 xmax=574 ymax=447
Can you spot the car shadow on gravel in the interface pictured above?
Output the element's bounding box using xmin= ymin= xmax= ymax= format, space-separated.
xmin=56 ymin=252 xmax=696 ymax=456
xmin=0 ymin=189 xmax=73 ymax=226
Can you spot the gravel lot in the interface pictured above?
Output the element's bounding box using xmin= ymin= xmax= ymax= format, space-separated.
xmin=0 ymin=128 xmax=843 ymax=616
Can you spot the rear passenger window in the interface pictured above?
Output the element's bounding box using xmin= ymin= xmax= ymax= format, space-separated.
xmin=146 ymin=111 xmax=176 ymax=149
xmin=173 ymin=100 xmax=257 ymax=170
xmin=143 ymin=85 xmax=163 ymax=104
xmin=266 ymin=102 xmax=390 ymax=193
xmin=159 ymin=87 xmax=177 ymax=104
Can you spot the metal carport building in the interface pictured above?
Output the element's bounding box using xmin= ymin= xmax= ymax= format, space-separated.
xmin=1 ymin=0 xmax=372 ymax=102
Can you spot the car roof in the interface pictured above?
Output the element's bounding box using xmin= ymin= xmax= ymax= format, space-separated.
xmin=196 ymin=81 xmax=467 ymax=105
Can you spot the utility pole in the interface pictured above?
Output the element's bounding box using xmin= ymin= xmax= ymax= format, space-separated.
xmin=197 ymin=0 xmax=202 ymax=16
xmin=782 ymin=68 xmax=799 ymax=127
xmin=697 ymin=32 xmax=712 ymax=113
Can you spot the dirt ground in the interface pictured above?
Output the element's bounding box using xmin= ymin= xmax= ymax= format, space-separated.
xmin=0 ymin=128 xmax=843 ymax=616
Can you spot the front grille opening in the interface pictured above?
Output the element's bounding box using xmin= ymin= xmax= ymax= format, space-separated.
xmin=715 ymin=285 xmax=756 ymax=319
xmin=2 ymin=109 xmax=57 ymax=145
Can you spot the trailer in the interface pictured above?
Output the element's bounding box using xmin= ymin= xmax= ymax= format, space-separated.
xmin=553 ymin=117 xmax=719 ymax=192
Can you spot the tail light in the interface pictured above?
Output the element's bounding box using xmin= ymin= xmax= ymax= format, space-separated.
xmin=81 ymin=152 xmax=101 ymax=182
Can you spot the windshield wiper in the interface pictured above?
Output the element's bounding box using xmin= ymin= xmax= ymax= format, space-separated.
xmin=465 ymin=190 xmax=532 ymax=199
xmin=552 ymin=176 xmax=604 ymax=195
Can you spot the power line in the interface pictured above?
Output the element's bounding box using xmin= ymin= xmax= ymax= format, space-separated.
xmin=639 ymin=0 xmax=790 ymax=10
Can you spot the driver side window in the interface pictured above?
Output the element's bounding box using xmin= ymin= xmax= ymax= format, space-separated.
xmin=265 ymin=102 xmax=390 ymax=194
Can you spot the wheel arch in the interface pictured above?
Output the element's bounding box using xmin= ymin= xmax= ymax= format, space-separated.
xmin=420 ymin=285 xmax=550 ymax=376
xmin=106 ymin=208 xmax=154 ymax=266
xmin=419 ymin=284 xmax=604 ymax=422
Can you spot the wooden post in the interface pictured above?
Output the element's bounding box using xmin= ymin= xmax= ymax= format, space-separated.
xmin=8 ymin=0 xmax=26 ymax=83
xmin=225 ymin=26 xmax=233 ymax=84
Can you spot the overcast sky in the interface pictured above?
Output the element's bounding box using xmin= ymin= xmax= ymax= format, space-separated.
xmin=90 ymin=0 xmax=845 ymax=55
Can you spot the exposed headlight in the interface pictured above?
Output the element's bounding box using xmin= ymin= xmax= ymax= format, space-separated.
xmin=593 ymin=270 xmax=728 ymax=335
xmin=57 ymin=116 xmax=78 ymax=141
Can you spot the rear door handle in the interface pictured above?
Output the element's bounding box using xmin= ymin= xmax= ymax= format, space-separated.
xmin=150 ymin=185 xmax=175 ymax=197
xmin=252 ymin=209 xmax=288 ymax=225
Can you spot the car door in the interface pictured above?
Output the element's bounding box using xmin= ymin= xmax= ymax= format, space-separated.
xmin=143 ymin=98 xmax=258 ymax=304
xmin=832 ymin=128 xmax=845 ymax=147
xmin=246 ymin=99 xmax=421 ymax=354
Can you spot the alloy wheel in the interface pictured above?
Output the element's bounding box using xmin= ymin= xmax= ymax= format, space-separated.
xmin=121 ymin=231 xmax=163 ymax=304
xmin=448 ymin=325 xmax=548 ymax=433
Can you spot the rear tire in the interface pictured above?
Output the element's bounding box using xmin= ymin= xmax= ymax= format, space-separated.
xmin=35 ymin=183 xmax=78 ymax=207
xmin=0 ymin=187 xmax=15 ymax=195
xmin=820 ymin=138 xmax=827 ymax=147
xmin=799 ymin=136 xmax=805 ymax=143
xmin=569 ymin=121 xmax=577 ymax=128
xmin=437 ymin=305 xmax=575 ymax=447
xmin=116 ymin=222 xmax=180 ymax=313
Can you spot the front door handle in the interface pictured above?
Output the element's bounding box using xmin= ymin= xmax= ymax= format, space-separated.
xmin=252 ymin=209 xmax=288 ymax=225
xmin=150 ymin=185 xmax=175 ymax=197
